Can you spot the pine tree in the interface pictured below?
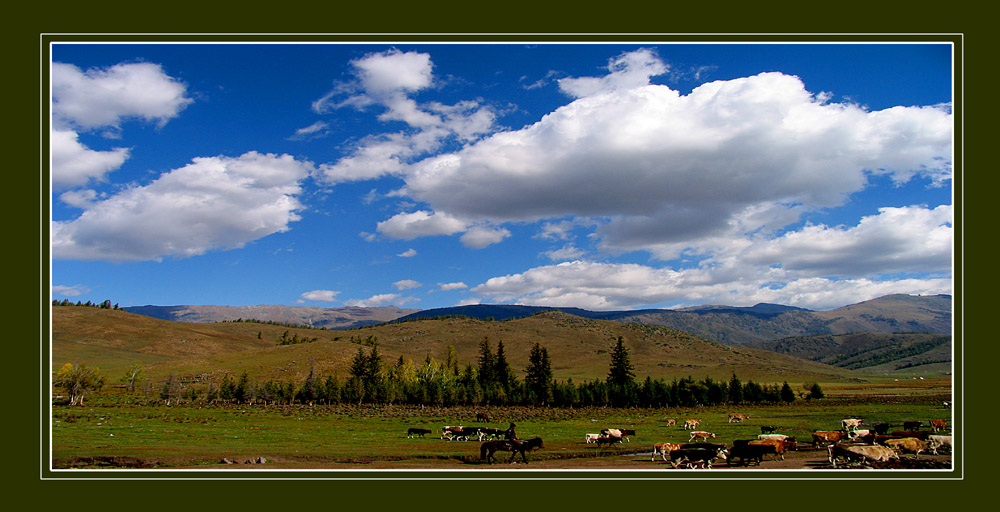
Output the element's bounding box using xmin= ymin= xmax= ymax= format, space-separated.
xmin=494 ymin=340 xmax=516 ymax=392
xmin=524 ymin=343 xmax=553 ymax=405
xmin=477 ymin=337 xmax=495 ymax=390
xmin=728 ymin=373 xmax=743 ymax=404
xmin=809 ymin=382 xmax=825 ymax=400
xmin=607 ymin=336 xmax=635 ymax=388
xmin=607 ymin=336 xmax=636 ymax=407
xmin=780 ymin=381 xmax=796 ymax=403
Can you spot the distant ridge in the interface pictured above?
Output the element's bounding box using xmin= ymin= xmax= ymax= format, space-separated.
xmin=124 ymin=304 xmax=419 ymax=330
xmin=393 ymin=294 xmax=951 ymax=344
xmin=122 ymin=294 xmax=951 ymax=344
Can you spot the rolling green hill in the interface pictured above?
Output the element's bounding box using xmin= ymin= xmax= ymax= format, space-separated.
xmin=746 ymin=332 xmax=951 ymax=375
xmin=51 ymin=306 xmax=867 ymax=386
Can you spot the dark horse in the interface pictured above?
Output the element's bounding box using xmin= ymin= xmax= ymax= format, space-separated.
xmin=480 ymin=437 xmax=544 ymax=464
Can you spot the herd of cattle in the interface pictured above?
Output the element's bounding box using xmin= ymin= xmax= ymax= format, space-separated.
xmin=405 ymin=413 xmax=952 ymax=469
xmin=594 ymin=415 xmax=953 ymax=469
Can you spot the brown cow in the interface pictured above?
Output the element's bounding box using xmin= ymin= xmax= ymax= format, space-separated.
xmin=885 ymin=437 xmax=929 ymax=455
xmin=749 ymin=438 xmax=793 ymax=460
xmin=728 ymin=413 xmax=750 ymax=423
xmin=651 ymin=442 xmax=683 ymax=462
xmin=688 ymin=431 xmax=716 ymax=443
xmin=595 ymin=435 xmax=623 ymax=448
xmin=683 ymin=419 xmax=702 ymax=430
xmin=811 ymin=430 xmax=846 ymax=447
xmin=929 ymin=420 xmax=948 ymax=432
xmin=903 ymin=420 xmax=922 ymax=431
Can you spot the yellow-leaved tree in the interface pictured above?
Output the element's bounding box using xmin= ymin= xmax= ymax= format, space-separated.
xmin=54 ymin=363 xmax=105 ymax=405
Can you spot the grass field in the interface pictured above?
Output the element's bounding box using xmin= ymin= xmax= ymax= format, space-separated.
xmin=49 ymin=378 xmax=953 ymax=471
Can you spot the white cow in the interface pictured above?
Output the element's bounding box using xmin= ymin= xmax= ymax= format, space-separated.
xmin=928 ymin=435 xmax=952 ymax=455
xmin=841 ymin=418 xmax=864 ymax=431
xmin=585 ymin=433 xmax=600 ymax=444
xmin=847 ymin=429 xmax=871 ymax=441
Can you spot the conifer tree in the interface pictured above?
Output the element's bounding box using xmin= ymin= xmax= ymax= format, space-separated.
xmin=524 ymin=343 xmax=553 ymax=405
xmin=780 ymin=381 xmax=796 ymax=403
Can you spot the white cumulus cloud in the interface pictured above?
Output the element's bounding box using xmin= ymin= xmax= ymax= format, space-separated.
xmin=52 ymin=284 xmax=90 ymax=297
xmin=52 ymin=61 xmax=192 ymax=131
xmin=470 ymin=204 xmax=953 ymax=310
xmin=376 ymin=210 xmax=467 ymax=240
xmin=460 ymin=225 xmax=511 ymax=249
xmin=344 ymin=293 xmax=404 ymax=307
xmin=300 ymin=290 xmax=340 ymax=302
xmin=52 ymin=151 xmax=314 ymax=262
xmin=51 ymin=129 xmax=130 ymax=190
xmin=394 ymin=279 xmax=422 ymax=290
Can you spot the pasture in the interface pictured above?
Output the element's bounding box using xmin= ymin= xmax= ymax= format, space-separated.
xmin=50 ymin=378 xmax=953 ymax=471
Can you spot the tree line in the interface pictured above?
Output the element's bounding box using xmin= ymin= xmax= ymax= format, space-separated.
xmin=52 ymin=299 xmax=121 ymax=310
xmin=55 ymin=335 xmax=822 ymax=408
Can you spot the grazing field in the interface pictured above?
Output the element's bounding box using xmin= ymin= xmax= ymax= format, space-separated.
xmin=50 ymin=378 xmax=953 ymax=472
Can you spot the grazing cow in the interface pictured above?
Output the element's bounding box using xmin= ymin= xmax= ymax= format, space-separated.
xmin=929 ymin=420 xmax=948 ymax=432
xmin=683 ymin=419 xmax=702 ymax=430
xmin=885 ymin=437 xmax=930 ymax=455
xmin=443 ymin=426 xmax=482 ymax=441
xmin=890 ymin=430 xmax=930 ymax=440
xmin=665 ymin=419 xmax=677 ymax=427
xmin=441 ymin=426 xmax=464 ymax=439
xmin=475 ymin=412 xmax=491 ymax=423
xmin=585 ymin=433 xmax=600 ymax=444
xmin=873 ymin=423 xmax=891 ymax=435
xmin=874 ymin=434 xmax=904 ymax=446
xmin=812 ymin=431 xmax=847 ymax=447
xmin=760 ymin=425 xmax=778 ymax=434
xmin=688 ymin=431 xmax=716 ymax=443
xmin=841 ymin=418 xmax=864 ymax=431
xmin=602 ymin=428 xmax=636 ymax=442
xmin=943 ymin=401 xmax=952 ymax=408
xmin=828 ymin=444 xmax=899 ymax=467
xmin=728 ymin=443 xmax=775 ymax=466
xmin=651 ymin=442 xmax=683 ymax=462
xmin=903 ymin=420 xmax=922 ymax=431
xmin=406 ymin=428 xmax=432 ymax=438
xmin=728 ymin=413 xmax=750 ymax=423
xmin=669 ymin=446 xmax=728 ymax=469
xmin=594 ymin=435 xmax=624 ymax=448
xmin=479 ymin=427 xmax=505 ymax=440
xmin=928 ymin=435 xmax=952 ymax=455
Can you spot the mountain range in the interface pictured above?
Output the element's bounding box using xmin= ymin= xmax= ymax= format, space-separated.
xmin=125 ymin=293 xmax=952 ymax=345
xmin=58 ymin=293 xmax=953 ymax=382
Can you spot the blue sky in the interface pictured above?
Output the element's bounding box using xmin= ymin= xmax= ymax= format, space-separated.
xmin=49 ymin=41 xmax=954 ymax=311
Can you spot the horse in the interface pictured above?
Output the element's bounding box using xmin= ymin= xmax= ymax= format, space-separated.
xmin=480 ymin=437 xmax=544 ymax=464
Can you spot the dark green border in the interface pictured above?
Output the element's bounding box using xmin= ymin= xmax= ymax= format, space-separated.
xmin=19 ymin=3 xmax=984 ymax=503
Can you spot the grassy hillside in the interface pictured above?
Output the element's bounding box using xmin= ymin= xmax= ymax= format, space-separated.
xmin=810 ymin=294 xmax=952 ymax=334
xmin=52 ymin=307 xmax=867 ymax=386
xmin=746 ymin=332 xmax=951 ymax=376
